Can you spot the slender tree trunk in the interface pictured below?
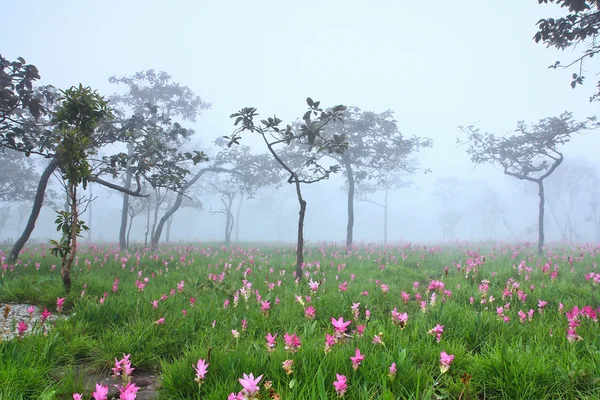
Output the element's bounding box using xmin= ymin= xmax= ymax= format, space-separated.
xmin=344 ymin=159 xmax=354 ymax=247
xmin=150 ymin=195 xmax=161 ymax=241
xmin=88 ymin=183 xmax=93 ymax=243
xmin=118 ymin=145 xmax=134 ymax=251
xmin=293 ymin=179 xmax=306 ymax=280
xmin=166 ymin=216 xmax=173 ymax=243
xmin=9 ymin=157 xmax=58 ymax=262
xmin=60 ymin=183 xmax=77 ymax=293
xmin=384 ymin=186 xmax=388 ymax=245
xmin=235 ymin=195 xmax=243 ymax=242
xmin=224 ymin=193 xmax=235 ymax=244
xmin=126 ymin=214 xmax=134 ymax=248
xmin=144 ymin=200 xmax=151 ymax=247
xmin=537 ymin=180 xmax=545 ymax=255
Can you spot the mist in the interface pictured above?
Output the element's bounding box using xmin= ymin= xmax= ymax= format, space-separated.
xmin=2 ymin=0 xmax=600 ymax=248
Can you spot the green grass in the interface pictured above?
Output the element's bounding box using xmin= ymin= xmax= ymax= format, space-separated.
xmin=0 ymin=242 xmax=599 ymax=399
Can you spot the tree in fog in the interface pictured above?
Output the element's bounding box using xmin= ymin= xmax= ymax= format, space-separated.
xmin=105 ymin=70 xmax=210 ymax=250
xmin=353 ymin=171 xmax=414 ymax=244
xmin=545 ymin=157 xmax=596 ymax=242
xmin=534 ymin=0 xmax=600 ymax=101
xmin=49 ymin=85 xmax=112 ymax=292
xmin=472 ymin=183 xmax=518 ymax=241
xmin=460 ymin=112 xmax=593 ymax=254
xmin=228 ymin=98 xmax=347 ymax=279
xmin=150 ymin=139 xmax=278 ymax=249
xmin=324 ymin=107 xmax=431 ymax=246
xmin=432 ymin=176 xmax=463 ymax=241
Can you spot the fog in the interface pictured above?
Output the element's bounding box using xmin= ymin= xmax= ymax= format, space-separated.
xmin=2 ymin=0 xmax=600 ymax=246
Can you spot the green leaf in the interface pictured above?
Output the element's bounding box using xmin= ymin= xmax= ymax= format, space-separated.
xmin=306 ymin=97 xmax=314 ymax=107
xmin=303 ymin=111 xmax=311 ymax=120
xmin=289 ymin=378 xmax=296 ymax=389
xmin=316 ymin=367 xmax=326 ymax=400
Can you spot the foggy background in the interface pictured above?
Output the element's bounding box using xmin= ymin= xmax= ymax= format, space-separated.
xmin=2 ymin=0 xmax=599 ymax=245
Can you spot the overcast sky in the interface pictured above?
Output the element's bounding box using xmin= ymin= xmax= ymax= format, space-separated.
xmin=3 ymin=0 xmax=600 ymax=244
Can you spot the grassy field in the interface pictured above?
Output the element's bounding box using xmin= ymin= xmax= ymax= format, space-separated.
xmin=0 ymin=242 xmax=599 ymax=399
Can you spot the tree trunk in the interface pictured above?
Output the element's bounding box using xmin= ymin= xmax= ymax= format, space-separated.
xmin=150 ymin=192 xmax=162 ymax=242
xmin=166 ymin=216 xmax=173 ymax=243
xmin=126 ymin=214 xmax=134 ymax=248
xmin=293 ymin=179 xmax=306 ymax=280
xmin=88 ymin=183 xmax=93 ymax=243
xmin=60 ymin=183 xmax=77 ymax=293
xmin=144 ymin=200 xmax=151 ymax=247
xmin=344 ymin=159 xmax=354 ymax=247
xmin=118 ymin=145 xmax=134 ymax=251
xmin=9 ymin=157 xmax=59 ymax=263
xmin=235 ymin=195 xmax=243 ymax=243
xmin=384 ymin=186 xmax=388 ymax=245
xmin=537 ymin=180 xmax=545 ymax=255
xmin=151 ymin=167 xmax=235 ymax=250
xmin=224 ymin=193 xmax=235 ymax=244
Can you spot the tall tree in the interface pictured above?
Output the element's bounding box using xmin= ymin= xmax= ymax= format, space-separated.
xmin=325 ymin=107 xmax=432 ymax=246
xmin=352 ymin=172 xmax=414 ymax=244
xmin=460 ymin=112 xmax=592 ymax=254
xmin=49 ymin=84 xmax=112 ymax=292
xmin=534 ymin=0 xmax=600 ymax=101
xmin=228 ymin=98 xmax=347 ymax=279
xmin=545 ymin=157 xmax=596 ymax=242
xmin=105 ymin=70 xmax=211 ymax=250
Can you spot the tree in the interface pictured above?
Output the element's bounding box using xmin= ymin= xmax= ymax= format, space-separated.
xmin=586 ymin=176 xmax=600 ymax=241
xmin=150 ymin=138 xmax=280 ymax=249
xmin=324 ymin=107 xmax=432 ymax=246
xmin=228 ymin=98 xmax=347 ymax=279
xmin=105 ymin=70 xmax=211 ymax=250
xmin=206 ymin=140 xmax=282 ymax=244
xmin=460 ymin=112 xmax=592 ymax=254
xmin=545 ymin=157 xmax=596 ymax=242
xmin=432 ymin=177 xmax=463 ymax=242
xmin=471 ymin=183 xmax=519 ymax=241
xmin=49 ymin=84 xmax=112 ymax=292
xmin=1 ymin=58 xmax=181 ymax=262
xmin=534 ymin=1 xmax=600 ymax=101
xmin=352 ymin=172 xmax=414 ymax=244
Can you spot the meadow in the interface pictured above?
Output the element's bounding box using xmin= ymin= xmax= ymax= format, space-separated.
xmin=0 ymin=241 xmax=599 ymax=399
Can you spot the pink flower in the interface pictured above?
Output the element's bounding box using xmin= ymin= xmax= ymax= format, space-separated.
xmin=389 ymin=362 xmax=397 ymax=379
xmin=440 ymin=351 xmax=454 ymax=374
xmin=266 ymin=332 xmax=277 ymax=349
xmin=41 ymin=307 xmax=51 ymax=323
xmin=239 ymin=372 xmax=263 ymax=397
xmin=117 ymin=382 xmax=139 ymax=400
xmin=228 ymin=392 xmax=244 ymax=400
xmin=331 ymin=316 xmax=351 ymax=334
xmin=350 ymin=348 xmax=365 ymax=370
xmin=26 ymin=305 xmax=35 ymax=315
xmin=193 ymin=358 xmax=209 ymax=383
xmin=333 ymin=374 xmax=348 ymax=397
xmin=391 ymin=308 xmax=408 ymax=328
xmin=324 ymin=334 xmax=336 ymax=353
xmin=92 ymin=383 xmax=109 ymax=400
xmin=305 ymin=305 xmax=316 ymax=320
xmin=284 ymin=332 xmax=301 ymax=352
xmin=428 ymin=324 xmax=444 ymax=343
xmin=17 ymin=320 xmax=27 ymax=336
xmin=154 ymin=318 xmax=165 ymax=325
xmin=73 ymin=394 xmax=82 ymax=400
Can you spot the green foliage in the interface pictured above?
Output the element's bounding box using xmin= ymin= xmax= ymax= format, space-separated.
xmin=49 ymin=210 xmax=88 ymax=259
xmin=1 ymin=244 xmax=600 ymax=398
xmin=534 ymin=1 xmax=600 ymax=101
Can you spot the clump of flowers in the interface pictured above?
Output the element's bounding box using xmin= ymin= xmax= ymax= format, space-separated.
xmin=112 ymin=354 xmax=135 ymax=384
xmin=284 ymin=333 xmax=301 ymax=353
